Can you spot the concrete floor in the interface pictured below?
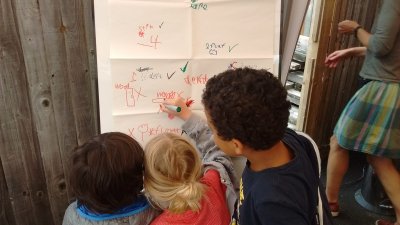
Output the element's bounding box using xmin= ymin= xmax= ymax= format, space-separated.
xmin=321 ymin=151 xmax=396 ymax=225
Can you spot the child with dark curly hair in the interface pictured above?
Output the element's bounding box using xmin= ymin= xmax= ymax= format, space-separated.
xmin=202 ymin=67 xmax=333 ymax=225
xmin=62 ymin=132 xmax=160 ymax=225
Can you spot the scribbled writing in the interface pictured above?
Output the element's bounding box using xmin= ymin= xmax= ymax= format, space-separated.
xmin=138 ymin=24 xmax=153 ymax=37
xmin=184 ymin=74 xmax=208 ymax=85
xmin=136 ymin=69 xmax=177 ymax=81
xmin=114 ymin=72 xmax=146 ymax=107
xmin=151 ymin=90 xmax=185 ymax=107
xmin=140 ymin=72 xmax=162 ymax=81
xmin=228 ymin=61 xmax=238 ymax=70
xmin=137 ymin=22 xmax=163 ymax=49
xmin=128 ymin=124 xmax=182 ymax=141
xmin=205 ymin=42 xmax=226 ymax=55
xmin=227 ymin=62 xmax=270 ymax=71
xmin=137 ymin=67 xmax=153 ymax=72
xmin=137 ymin=35 xmax=161 ymax=49
xmin=156 ymin=90 xmax=184 ymax=99
xmin=205 ymin=42 xmax=240 ymax=55
xmin=191 ymin=0 xmax=207 ymax=10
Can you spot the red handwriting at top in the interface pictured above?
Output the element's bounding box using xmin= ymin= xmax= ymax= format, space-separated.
xmin=184 ymin=74 xmax=208 ymax=85
xmin=138 ymin=24 xmax=154 ymax=38
xmin=137 ymin=22 xmax=163 ymax=49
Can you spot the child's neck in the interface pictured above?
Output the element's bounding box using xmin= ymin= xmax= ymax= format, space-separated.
xmin=244 ymin=141 xmax=293 ymax=172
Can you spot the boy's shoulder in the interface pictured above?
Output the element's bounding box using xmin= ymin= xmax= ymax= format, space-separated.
xmin=283 ymin=129 xmax=317 ymax=159
xmin=282 ymin=128 xmax=308 ymax=145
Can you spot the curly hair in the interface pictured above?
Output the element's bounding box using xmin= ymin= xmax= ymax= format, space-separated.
xmin=69 ymin=132 xmax=144 ymax=214
xmin=202 ymin=67 xmax=291 ymax=150
xmin=143 ymin=133 xmax=205 ymax=214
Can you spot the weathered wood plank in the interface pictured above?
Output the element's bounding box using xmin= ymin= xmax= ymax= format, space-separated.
xmin=1 ymin=0 xmax=98 ymax=224
xmin=12 ymin=0 xmax=73 ymax=224
xmin=0 ymin=160 xmax=16 ymax=225
xmin=0 ymin=2 xmax=15 ymax=223
xmin=0 ymin=0 xmax=54 ymax=224
xmin=37 ymin=0 xmax=76 ymax=207
xmin=59 ymin=0 xmax=99 ymax=145
xmin=81 ymin=0 xmax=100 ymax=137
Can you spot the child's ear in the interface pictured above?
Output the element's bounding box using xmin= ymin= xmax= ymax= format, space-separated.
xmin=231 ymin=139 xmax=244 ymax=155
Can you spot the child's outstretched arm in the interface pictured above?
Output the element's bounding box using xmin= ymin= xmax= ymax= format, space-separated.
xmin=161 ymin=97 xmax=238 ymax=215
xmin=161 ymin=98 xmax=232 ymax=168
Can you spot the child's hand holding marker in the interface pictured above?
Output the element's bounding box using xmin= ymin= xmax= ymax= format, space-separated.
xmin=164 ymin=105 xmax=181 ymax=112
xmin=160 ymin=97 xmax=192 ymax=121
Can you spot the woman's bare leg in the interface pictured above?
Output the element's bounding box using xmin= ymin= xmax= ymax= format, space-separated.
xmin=326 ymin=136 xmax=350 ymax=204
xmin=368 ymin=155 xmax=400 ymax=224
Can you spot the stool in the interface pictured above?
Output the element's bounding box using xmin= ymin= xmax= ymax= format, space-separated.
xmin=354 ymin=160 xmax=400 ymax=216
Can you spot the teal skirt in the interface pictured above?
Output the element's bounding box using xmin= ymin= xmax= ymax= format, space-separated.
xmin=334 ymin=81 xmax=400 ymax=159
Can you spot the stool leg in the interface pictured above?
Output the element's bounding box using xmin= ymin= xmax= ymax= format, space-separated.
xmin=326 ymin=135 xmax=350 ymax=204
xmin=368 ymin=155 xmax=400 ymax=224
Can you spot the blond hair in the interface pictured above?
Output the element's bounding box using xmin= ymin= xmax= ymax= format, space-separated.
xmin=144 ymin=133 xmax=205 ymax=214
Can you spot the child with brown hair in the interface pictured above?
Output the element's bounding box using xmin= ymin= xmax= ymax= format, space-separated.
xmin=143 ymin=98 xmax=238 ymax=225
xmin=62 ymin=132 xmax=160 ymax=225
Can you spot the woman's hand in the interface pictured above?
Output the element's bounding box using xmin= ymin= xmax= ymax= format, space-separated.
xmin=325 ymin=49 xmax=351 ymax=68
xmin=325 ymin=47 xmax=366 ymax=68
xmin=160 ymin=97 xmax=192 ymax=121
xmin=338 ymin=20 xmax=360 ymax=34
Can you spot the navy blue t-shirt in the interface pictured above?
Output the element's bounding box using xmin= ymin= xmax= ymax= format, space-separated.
xmin=236 ymin=129 xmax=319 ymax=225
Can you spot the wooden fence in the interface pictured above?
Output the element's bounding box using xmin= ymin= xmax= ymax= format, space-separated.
xmin=0 ymin=0 xmax=98 ymax=224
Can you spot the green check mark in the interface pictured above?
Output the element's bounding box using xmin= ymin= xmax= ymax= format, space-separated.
xmin=180 ymin=61 xmax=189 ymax=73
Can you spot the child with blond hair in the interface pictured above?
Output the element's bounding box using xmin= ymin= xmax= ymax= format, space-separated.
xmin=143 ymin=98 xmax=238 ymax=225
